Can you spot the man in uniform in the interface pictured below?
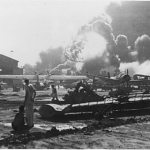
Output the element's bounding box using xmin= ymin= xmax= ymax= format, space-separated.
xmin=23 ymin=78 xmax=36 ymax=128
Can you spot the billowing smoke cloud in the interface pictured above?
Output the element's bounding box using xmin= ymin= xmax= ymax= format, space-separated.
xmin=135 ymin=34 xmax=150 ymax=63
xmin=92 ymin=19 xmax=116 ymax=45
xmin=24 ymin=64 xmax=35 ymax=75
xmin=64 ymin=19 xmax=119 ymax=75
xmin=25 ymin=1 xmax=150 ymax=77
xmin=37 ymin=47 xmax=64 ymax=69
xmin=120 ymin=60 xmax=150 ymax=76
xmin=106 ymin=1 xmax=150 ymax=77
xmin=106 ymin=1 xmax=150 ymax=48
xmin=119 ymin=35 xmax=150 ymax=76
xmin=116 ymin=34 xmax=128 ymax=47
xmin=55 ymin=2 xmax=150 ymax=77
xmin=24 ymin=47 xmax=65 ymax=75
xmin=23 ymin=2 xmax=125 ymax=76
xmin=113 ymin=34 xmax=135 ymax=62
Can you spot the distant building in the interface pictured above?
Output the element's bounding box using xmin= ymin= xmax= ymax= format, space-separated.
xmin=0 ymin=54 xmax=23 ymax=87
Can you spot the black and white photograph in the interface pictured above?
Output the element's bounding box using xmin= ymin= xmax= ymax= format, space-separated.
xmin=0 ymin=0 xmax=150 ymax=149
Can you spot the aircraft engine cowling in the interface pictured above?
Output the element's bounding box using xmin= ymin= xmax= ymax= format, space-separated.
xmin=122 ymin=74 xmax=131 ymax=83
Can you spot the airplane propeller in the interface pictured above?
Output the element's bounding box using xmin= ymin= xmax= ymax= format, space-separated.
xmin=120 ymin=69 xmax=132 ymax=94
xmin=122 ymin=69 xmax=131 ymax=86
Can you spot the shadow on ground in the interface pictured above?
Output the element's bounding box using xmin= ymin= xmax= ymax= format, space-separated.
xmin=1 ymin=108 xmax=150 ymax=147
xmin=38 ymin=112 xmax=94 ymax=123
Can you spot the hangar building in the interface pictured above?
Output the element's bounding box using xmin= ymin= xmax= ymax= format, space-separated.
xmin=0 ymin=54 xmax=23 ymax=87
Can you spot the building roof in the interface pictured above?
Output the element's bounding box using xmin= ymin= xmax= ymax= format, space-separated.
xmin=0 ymin=54 xmax=19 ymax=62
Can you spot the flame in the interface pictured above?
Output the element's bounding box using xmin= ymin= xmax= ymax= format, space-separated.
xmin=80 ymin=32 xmax=107 ymax=60
xmin=75 ymin=62 xmax=84 ymax=72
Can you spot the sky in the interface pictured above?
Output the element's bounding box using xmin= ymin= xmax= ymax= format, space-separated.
xmin=0 ymin=0 xmax=115 ymax=67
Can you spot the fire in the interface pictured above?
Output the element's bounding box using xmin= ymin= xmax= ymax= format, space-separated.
xmin=80 ymin=32 xmax=107 ymax=60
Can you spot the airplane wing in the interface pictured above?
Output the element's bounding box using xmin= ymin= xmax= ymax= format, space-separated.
xmin=87 ymin=73 xmax=121 ymax=85
xmin=97 ymin=77 xmax=123 ymax=85
xmin=133 ymin=74 xmax=150 ymax=80
xmin=129 ymin=79 xmax=150 ymax=85
xmin=133 ymin=74 xmax=150 ymax=77
xmin=0 ymin=75 xmax=37 ymax=80
xmin=95 ymin=76 xmax=150 ymax=86
xmin=0 ymin=75 xmax=88 ymax=81
xmin=87 ymin=72 xmax=132 ymax=86
xmin=45 ymin=75 xmax=88 ymax=80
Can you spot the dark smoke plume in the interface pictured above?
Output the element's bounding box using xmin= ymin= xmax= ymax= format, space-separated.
xmin=135 ymin=34 xmax=150 ymax=63
xmin=25 ymin=1 xmax=150 ymax=76
xmin=24 ymin=47 xmax=65 ymax=74
xmin=106 ymin=1 xmax=150 ymax=48
xmin=82 ymin=56 xmax=105 ymax=75
xmin=92 ymin=19 xmax=116 ymax=45
xmin=64 ymin=18 xmax=119 ymax=75
xmin=37 ymin=47 xmax=64 ymax=69
xmin=24 ymin=64 xmax=34 ymax=75
xmin=113 ymin=34 xmax=134 ymax=62
xmin=81 ymin=54 xmax=120 ymax=75
xmin=105 ymin=1 xmax=150 ymax=76
xmin=116 ymin=34 xmax=128 ymax=48
xmin=78 ymin=19 xmax=116 ymax=45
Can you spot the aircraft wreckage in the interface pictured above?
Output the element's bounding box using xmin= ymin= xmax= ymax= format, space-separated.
xmin=39 ymin=73 xmax=150 ymax=119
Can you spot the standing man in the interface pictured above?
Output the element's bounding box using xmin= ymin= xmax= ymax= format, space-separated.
xmin=23 ymin=78 xmax=36 ymax=128
xmin=51 ymin=85 xmax=58 ymax=101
